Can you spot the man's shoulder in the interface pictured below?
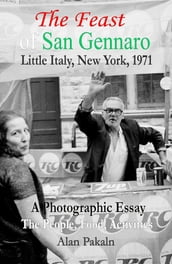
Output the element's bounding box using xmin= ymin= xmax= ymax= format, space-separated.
xmin=121 ymin=118 xmax=138 ymax=127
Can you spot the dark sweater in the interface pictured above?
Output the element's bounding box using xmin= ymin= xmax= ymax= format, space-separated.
xmin=0 ymin=155 xmax=48 ymax=264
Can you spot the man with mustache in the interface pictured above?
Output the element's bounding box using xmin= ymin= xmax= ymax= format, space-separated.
xmin=74 ymin=72 xmax=166 ymax=182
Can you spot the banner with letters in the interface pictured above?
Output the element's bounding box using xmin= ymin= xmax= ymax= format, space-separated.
xmin=24 ymin=149 xmax=87 ymax=184
xmin=0 ymin=0 xmax=172 ymax=81
xmin=24 ymin=149 xmax=160 ymax=185
xmin=43 ymin=183 xmax=172 ymax=264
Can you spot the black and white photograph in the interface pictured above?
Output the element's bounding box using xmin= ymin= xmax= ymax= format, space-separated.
xmin=0 ymin=0 xmax=172 ymax=263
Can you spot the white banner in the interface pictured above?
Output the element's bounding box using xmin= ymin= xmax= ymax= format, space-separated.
xmin=0 ymin=0 xmax=172 ymax=80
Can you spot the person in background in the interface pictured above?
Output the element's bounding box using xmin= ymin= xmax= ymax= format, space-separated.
xmin=0 ymin=110 xmax=79 ymax=264
xmin=75 ymin=72 xmax=167 ymax=182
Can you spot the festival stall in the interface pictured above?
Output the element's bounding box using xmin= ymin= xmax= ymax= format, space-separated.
xmin=43 ymin=181 xmax=172 ymax=264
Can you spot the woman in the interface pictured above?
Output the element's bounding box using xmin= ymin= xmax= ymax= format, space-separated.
xmin=0 ymin=110 xmax=79 ymax=264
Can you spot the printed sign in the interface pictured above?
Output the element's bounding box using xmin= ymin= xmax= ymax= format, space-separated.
xmin=116 ymin=242 xmax=152 ymax=264
xmin=74 ymin=246 xmax=108 ymax=264
xmin=160 ymin=239 xmax=172 ymax=264
xmin=46 ymin=199 xmax=84 ymax=235
xmin=137 ymin=195 xmax=172 ymax=233
xmin=92 ymin=197 xmax=129 ymax=234
xmin=0 ymin=12 xmax=23 ymax=40
xmin=39 ymin=152 xmax=60 ymax=175
xmin=62 ymin=153 xmax=83 ymax=174
xmin=91 ymin=182 xmax=131 ymax=193
xmin=43 ymin=184 xmax=64 ymax=197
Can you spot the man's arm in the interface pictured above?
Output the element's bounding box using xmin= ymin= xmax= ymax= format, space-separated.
xmin=138 ymin=125 xmax=166 ymax=165
xmin=81 ymin=71 xmax=110 ymax=110
xmin=74 ymin=71 xmax=110 ymax=137
xmin=74 ymin=106 xmax=98 ymax=138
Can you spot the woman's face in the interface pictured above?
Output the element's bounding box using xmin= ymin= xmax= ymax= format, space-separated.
xmin=6 ymin=117 xmax=30 ymax=157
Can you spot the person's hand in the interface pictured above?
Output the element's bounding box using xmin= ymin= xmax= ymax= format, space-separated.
xmin=81 ymin=71 xmax=111 ymax=110
xmin=88 ymin=71 xmax=111 ymax=96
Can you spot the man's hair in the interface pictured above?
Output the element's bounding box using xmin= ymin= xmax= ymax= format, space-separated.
xmin=102 ymin=97 xmax=125 ymax=111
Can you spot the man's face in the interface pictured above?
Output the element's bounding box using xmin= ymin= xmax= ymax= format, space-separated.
xmin=102 ymin=99 xmax=124 ymax=130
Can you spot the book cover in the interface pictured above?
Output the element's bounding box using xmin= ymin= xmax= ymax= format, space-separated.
xmin=0 ymin=1 xmax=172 ymax=264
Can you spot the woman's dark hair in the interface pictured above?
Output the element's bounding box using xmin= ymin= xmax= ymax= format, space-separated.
xmin=0 ymin=110 xmax=26 ymax=156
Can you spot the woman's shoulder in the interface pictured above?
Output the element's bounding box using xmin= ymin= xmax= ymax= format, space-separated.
xmin=0 ymin=155 xmax=28 ymax=170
